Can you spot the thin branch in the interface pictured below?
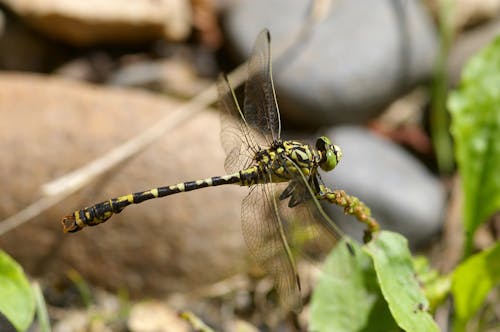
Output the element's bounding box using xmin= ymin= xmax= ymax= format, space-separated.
xmin=319 ymin=189 xmax=380 ymax=242
xmin=0 ymin=66 xmax=246 ymax=237
xmin=0 ymin=3 xmax=333 ymax=236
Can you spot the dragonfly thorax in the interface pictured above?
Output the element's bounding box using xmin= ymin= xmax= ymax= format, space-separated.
xmin=245 ymin=140 xmax=322 ymax=184
xmin=61 ymin=30 xmax=349 ymax=312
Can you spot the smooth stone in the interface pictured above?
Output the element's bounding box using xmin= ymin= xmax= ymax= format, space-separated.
xmin=128 ymin=301 xmax=189 ymax=332
xmin=0 ymin=73 xmax=247 ymax=297
xmin=321 ymin=126 xmax=445 ymax=248
xmin=108 ymin=58 xmax=211 ymax=98
xmin=0 ymin=0 xmax=191 ymax=46
xmin=223 ymin=0 xmax=438 ymax=127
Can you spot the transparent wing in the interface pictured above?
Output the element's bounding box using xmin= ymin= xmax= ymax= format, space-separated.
xmin=218 ymin=29 xmax=280 ymax=172
xmin=279 ymin=184 xmax=340 ymax=261
xmin=241 ymin=184 xmax=302 ymax=312
xmin=278 ymin=158 xmax=344 ymax=262
xmin=243 ymin=29 xmax=281 ymax=144
xmin=218 ymin=74 xmax=257 ymax=173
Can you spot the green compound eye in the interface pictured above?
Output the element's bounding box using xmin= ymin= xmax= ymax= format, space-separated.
xmin=323 ymin=149 xmax=338 ymax=171
xmin=316 ymin=136 xmax=342 ymax=171
xmin=315 ymin=136 xmax=331 ymax=150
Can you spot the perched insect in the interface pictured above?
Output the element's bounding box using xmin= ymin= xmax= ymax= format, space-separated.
xmin=62 ymin=29 xmax=344 ymax=311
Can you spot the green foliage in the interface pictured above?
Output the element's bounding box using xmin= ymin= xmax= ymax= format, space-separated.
xmin=310 ymin=239 xmax=398 ymax=332
xmin=311 ymin=232 xmax=439 ymax=332
xmin=431 ymin=0 xmax=455 ymax=173
xmin=365 ymin=232 xmax=440 ymax=332
xmin=33 ymin=282 xmax=51 ymax=332
xmin=412 ymin=256 xmax=451 ymax=312
xmin=452 ymin=242 xmax=500 ymax=331
xmin=0 ymin=250 xmax=35 ymax=332
xmin=448 ymin=36 xmax=500 ymax=255
xmin=311 ymin=29 xmax=500 ymax=332
xmin=67 ymin=269 xmax=93 ymax=308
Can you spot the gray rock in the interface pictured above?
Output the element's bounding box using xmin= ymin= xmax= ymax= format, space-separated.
xmin=224 ymin=0 xmax=438 ymax=127
xmin=321 ymin=126 xmax=445 ymax=248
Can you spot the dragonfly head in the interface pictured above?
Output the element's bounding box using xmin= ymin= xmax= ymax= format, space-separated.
xmin=316 ymin=136 xmax=342 ymax=171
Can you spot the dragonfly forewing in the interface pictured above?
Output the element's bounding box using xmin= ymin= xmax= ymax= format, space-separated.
xmin=61 ymin=28 xmax=345 ymax=313
xmin=219 ymin=75 xmax=264 ymax=173
xmin=243 ymin=29 xmax=281 ymax=145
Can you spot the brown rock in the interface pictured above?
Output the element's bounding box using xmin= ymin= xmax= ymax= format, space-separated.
xmin=0 ymin=11 xmax=70 ymax=71
xmin=0 ymin=73 xmax=247 ymax=297
xmin=0 ymin=0 xmax=192 ymax=46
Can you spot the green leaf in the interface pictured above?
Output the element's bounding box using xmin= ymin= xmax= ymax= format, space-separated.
xmin=310 ymin=239 xmax=398 ymax=332
xmin=451 ymin=242 xmax=500 ymax=331
xmin=448 ymin=36 xmax=500 ymax=254
xmin=412 ymin=256 xmax=451 ymax=312
xmin=365 ymin=231 xmax=440 ymax=332
xmin=0 ymin=250 xmax=35 ymax=332
xmin=33 ymin=282 xmax=51 ymax=332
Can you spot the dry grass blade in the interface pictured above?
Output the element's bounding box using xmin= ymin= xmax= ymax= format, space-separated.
xmin=0 ymin=4 xmax=333 ymax=236
xmin=0 ymin=66 xmax=246 ymax=236
xmin=179 ymin=311 xmax=217 ymax=332
xmin=0 ymin=196 xmax=61 ymax=235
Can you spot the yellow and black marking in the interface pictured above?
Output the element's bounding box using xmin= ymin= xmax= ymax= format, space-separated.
xmin=60 ymin=29 xmax=350 ymax=314
xmin=61 ymin=138 xmax=339 ymax=233
xmin=62 ymin=173 xmax=242 ymax=233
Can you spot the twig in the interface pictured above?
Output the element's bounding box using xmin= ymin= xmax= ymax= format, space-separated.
xmin=42 ymin=68 xmax=248 ymax=196
xmin=0 ymin=196 xmax=61 ymax=235
xmin=0 ymin=66 xmax=246 ymax=237
xmin=0 ymin=2 xmax=337 ymax=236
xmin=319 ymin=189 xmax=380 ymax=242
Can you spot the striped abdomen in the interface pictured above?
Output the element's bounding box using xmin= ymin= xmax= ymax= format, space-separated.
xmin=61 ymin=172 xmax=246 ymax=233
xmin=61 ymin=141 xmax=321 ymax=233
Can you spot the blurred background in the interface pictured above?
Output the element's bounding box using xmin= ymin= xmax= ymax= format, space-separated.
xmin=0 ymin=0 xmax=499 ymax=331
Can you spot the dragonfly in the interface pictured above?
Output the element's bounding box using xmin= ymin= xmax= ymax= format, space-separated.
xmin=61 ymin=29 xmax=344 ymax=312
